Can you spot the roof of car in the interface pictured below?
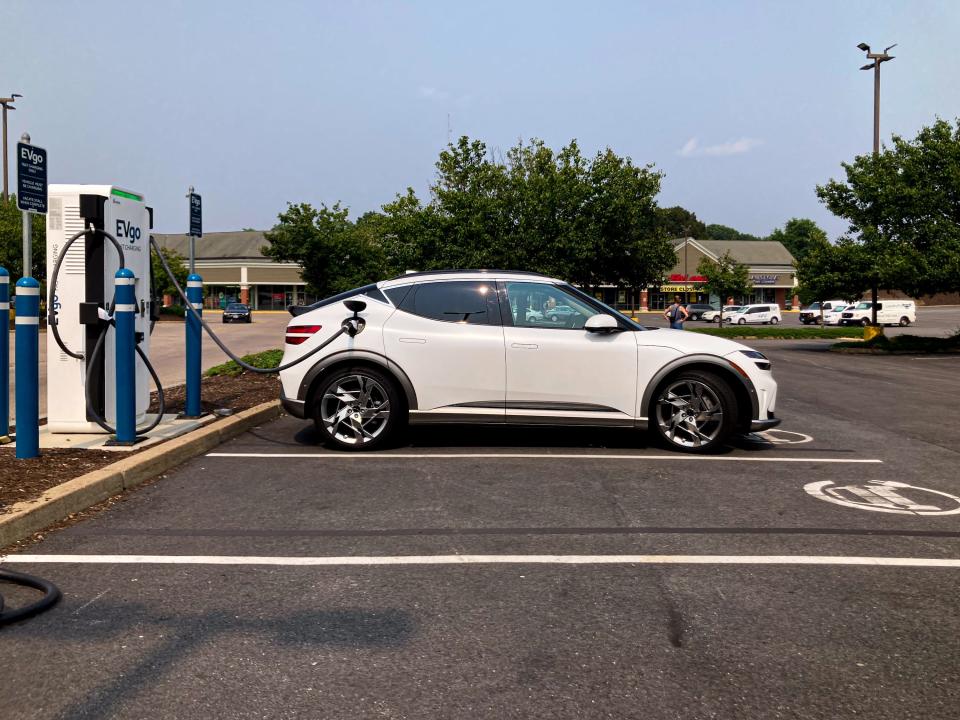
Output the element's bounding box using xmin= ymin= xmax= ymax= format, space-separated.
xmin=379 ymin=269 xmax=563 ymax=287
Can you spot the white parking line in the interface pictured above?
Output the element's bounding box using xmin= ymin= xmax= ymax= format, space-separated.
xmin=4 ymin=554 xmax=952 ymax=567
xmin=207 ymin=452 xmax=882 ymax=464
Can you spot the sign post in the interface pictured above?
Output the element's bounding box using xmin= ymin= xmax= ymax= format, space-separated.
xmin=16 ymin=134 xmax=47 ymax=276
xmin=187 ymin=187 xmax=202 ymax=274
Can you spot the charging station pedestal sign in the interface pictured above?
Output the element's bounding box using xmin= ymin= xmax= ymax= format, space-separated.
xmin=17 ymin=141 xmax=47 ymax=214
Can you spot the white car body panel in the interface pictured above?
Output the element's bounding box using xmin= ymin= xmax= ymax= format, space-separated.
xmin=726 ymin=304 xmax=783 ymax=325
xmin=840 ymin=301 xmax=916 ymax=326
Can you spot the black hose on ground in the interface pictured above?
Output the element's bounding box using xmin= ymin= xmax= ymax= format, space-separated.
xmin=150 ymin=235 xmax=350 ymax=374
xmin=48 ymin=227 xmax=127 ymax=360
xmin=0 ymin=568 xmax=61 ymax=626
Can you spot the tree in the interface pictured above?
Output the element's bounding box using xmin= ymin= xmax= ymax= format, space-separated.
xmin=0 ymin=195 xmax=45 ymax=280
xmin=794 ymin=238 xmax=870 ymax=322
xmin=262 ymin=202 xmax=387 ymax=298
xmin=150 ymin=245 xmax=189 ymax=302
xmin=703 ymin=224 xmax=762 ymax=242
xmin=767 ymin=218 xmax=828 ymax=263
xmin=656 ymin=206 xmax=706 ymax=239
xmin=816 ymin=117 xmax=960 ymax=323
xmin=696 ymin=251 xmax=752 ymax=327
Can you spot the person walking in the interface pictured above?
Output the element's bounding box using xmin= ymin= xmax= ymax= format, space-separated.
xmin=664 ymin=295 xmax=689 ymax=330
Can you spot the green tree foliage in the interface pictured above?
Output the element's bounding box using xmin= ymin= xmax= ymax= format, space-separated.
xmin=703 ymin=224 xmax=762 ymax=243
xmin=816 ymin=117 xmax=960 ymax=298
xmin=767 ymin=218 xmax=828 ymax=263
xmin=262 ymin=202 xmax=387 ymax=298
xmin=696 ymin=251 xmax=752 ymax=327
xmin=656 ymin=206 xmax=706 ymax=239
xmin=150 ymin=245 xmax=189 ymax=300
xmin=0 ymin=195 xmax=45 ymax=280
xmin=268 ymin=136 xmax=676 ymax=297
xmin=794 ymin=238 xmax=870 ymax=318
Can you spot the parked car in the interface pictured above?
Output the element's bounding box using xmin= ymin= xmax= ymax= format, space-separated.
xmin=685 ymin=303 xmax=717 ymax=321
xmin=839 ymin=300 xmax=916 ymax=327
xmin=702 ymin=305 xmax=741 ymax=323
xmin=725 ymin=304 xmax=782 ymax=325
xmin=822 ymin=303 xmax=854 ymax=326
xmin=222 ymin=302 xmax=252 ymax=323
xmin=799 ymin=300 xmax=845 ymax=325
xmin=280 ymin=270 xmax=780 ymax=453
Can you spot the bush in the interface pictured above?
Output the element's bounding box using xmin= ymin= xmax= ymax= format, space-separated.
xmin=689 ymin=326 xmax=862 ymax=339
xmin=159 ymin=304 xmax=185 ymax=316
xmin=205 ymin=349 xmax=284 ymax=377
xmin=832 ymin=331 xmax=960 ymax=353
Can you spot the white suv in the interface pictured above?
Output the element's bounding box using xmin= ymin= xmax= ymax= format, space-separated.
xmin=279 ymin=271 xmax=780 ymax=453
xmin=725 ymin=304 xmax=783 ymax=325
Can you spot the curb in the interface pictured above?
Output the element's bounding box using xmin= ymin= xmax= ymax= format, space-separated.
xmin=0 ymin=400 xmax=282 ymax=548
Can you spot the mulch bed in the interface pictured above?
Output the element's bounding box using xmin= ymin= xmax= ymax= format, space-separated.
xmin=0 ymin=371 xmax=280 ymax=515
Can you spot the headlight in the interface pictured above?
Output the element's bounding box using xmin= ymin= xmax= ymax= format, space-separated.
xmin=740 ymin=349 xmax=771 ymax=370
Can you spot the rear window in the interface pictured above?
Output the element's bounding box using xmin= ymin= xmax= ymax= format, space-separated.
xmin=399 ymin=280 xmax=499 ymax=325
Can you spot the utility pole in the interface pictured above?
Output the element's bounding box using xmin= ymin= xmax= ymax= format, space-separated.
xmin=187 ymin=185 xmax=195 ymax=274
xmin=1 ymin=94 xmax=23 ymax=201
xmin=857 ymin=43 xmax=896 ymax=326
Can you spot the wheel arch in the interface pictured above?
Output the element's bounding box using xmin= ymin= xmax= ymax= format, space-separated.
xmin=642 ymin=355 xmax=758 ymax=432
xmin=299 ymin=350 xmax=418 ymax=418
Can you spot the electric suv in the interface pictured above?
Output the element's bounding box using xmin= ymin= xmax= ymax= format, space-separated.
xmin=279 ymin=271 xmax=780 ymax=453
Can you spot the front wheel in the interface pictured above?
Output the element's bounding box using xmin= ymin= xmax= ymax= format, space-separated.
xmin=860 ymin=318 xmax=870 ymax=327
xmin=313 ymin=366 xmax=403 ymax=451
xmin=738 ymin=318 xmax=746 ymax=325
xmin=650 ymin=370 xmax=738 ymax=453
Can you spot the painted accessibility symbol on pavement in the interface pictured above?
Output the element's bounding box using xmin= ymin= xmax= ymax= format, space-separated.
xmin=805 ymin=480 xmax=960 ymax=516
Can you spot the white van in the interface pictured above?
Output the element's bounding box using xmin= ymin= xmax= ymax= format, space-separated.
xmin=799 ymin=300 xmax=846 ymax=325
xmin=726 ymin=304 xmax=783 ymax=325
xmin=822 ymin=303 xmax=855 ymax=326
xmin=839 ymin=300 xmax=916 ymax=327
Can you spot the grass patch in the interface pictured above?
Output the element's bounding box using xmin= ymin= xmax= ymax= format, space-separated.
xmin=832 ymin=332 xmax=960 ymax=354
xmin=205 ymin=348 xmax=284 ymax=377
xmin=688 ymin=326 xmax=863 ymax=340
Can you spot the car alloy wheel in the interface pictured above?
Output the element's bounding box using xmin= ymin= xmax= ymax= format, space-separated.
xmin=861 ymin=318 xmax=870 ymax=327
xmin=652 ymin=371 xmax=736 ymax=452
xmin=770 ymin=316 xmax=779 ymax=324
xmin=899 ymin=316 xmax=910 ymax=327
xmin=738 ymin=318 xmax=746 ymax=325
xmin=316 ymin=368 xmax=399 ymax=450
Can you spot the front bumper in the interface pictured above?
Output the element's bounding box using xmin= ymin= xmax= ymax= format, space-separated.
xmin=750 ymin=415 xmax=782 ymax=431
xmin=280 ymin=390 xmax=307 ymax=419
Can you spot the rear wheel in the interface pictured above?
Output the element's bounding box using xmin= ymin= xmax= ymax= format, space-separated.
xmin=899 ymin=316 xmax=910 ymax=327
xmin=770 ymin=316 xmax=779 ymax=325
xmin=650 ymin=370 xmax=738 ymax=453
xmin=738 ymin=318 xmax=746 ymax=325
xmin=313 ymin=366 xmax=402 ymax=451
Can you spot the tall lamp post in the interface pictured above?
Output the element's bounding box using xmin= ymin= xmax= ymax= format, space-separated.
xmin=857 ymin=43 xmax=895 ymax=326
xmin=0 ymin=94 xmax=23 ymax=201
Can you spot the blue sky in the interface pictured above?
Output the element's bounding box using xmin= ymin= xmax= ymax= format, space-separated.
xmin=3 ymin=0 xmax=958 ymax=239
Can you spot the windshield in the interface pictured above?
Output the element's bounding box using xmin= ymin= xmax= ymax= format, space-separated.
xmin=806 ymin=303 xmax=821 ymax=311
xmin=855 ymin=302 xmax=872 ymax=310
xmin=226 ymin=303 xmax=247 ymax=311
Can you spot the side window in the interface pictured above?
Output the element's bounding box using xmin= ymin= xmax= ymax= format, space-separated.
xmin=383 ymin=285 xmax=412 ymax=306
xmin=400 ymin=281 xmax=498 ymax=325
xmin=747 ymin=307 xmax=761 ymax=314
xmin=503 ymin=281 xmax=598 ymax=330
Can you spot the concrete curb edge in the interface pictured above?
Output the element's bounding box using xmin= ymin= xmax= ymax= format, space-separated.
xmin=0 ymin=400 xmax=281 ymax=549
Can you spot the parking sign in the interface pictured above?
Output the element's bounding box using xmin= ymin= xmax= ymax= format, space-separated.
xmin=189 ymin=192 xmax=202 ymax=237
xmin=17 ymin=142 xmax=47 ymax=213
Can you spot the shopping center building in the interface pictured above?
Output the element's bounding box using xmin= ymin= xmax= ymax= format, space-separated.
xmin=152 ymin=231 xmax=318 ymax=310
xmin=593 ymin=238 xmax=798 ymax=312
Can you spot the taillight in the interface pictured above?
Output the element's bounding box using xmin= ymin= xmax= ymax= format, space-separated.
xmin=286 ymin=324 xmax=322 ymax=345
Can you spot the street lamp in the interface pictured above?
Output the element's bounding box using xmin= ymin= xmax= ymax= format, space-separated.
xmin=0 ymin=93 xmax=22 ymax=201
xmin=857 ymin=44 xmax=895 ymax=326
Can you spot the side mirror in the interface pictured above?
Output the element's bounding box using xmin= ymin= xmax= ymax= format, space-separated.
xmin=343 ymin=299 xmax=367 ymax=313
xmin=584 ymin=314 xmax=619 ymax=333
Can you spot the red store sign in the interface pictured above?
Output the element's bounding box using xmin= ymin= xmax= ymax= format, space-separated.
xmin=669 ymin=274 xmax=708 ymax=282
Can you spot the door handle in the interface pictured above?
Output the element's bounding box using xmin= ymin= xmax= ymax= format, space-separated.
xmin=511 ymin=343 xmax=538 ymax=349
xmin=399 ymin=337 xmax=426 ymax=344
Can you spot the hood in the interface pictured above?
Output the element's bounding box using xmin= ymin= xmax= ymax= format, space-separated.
xmin=636 ymin=328 xmax=754 ymax=356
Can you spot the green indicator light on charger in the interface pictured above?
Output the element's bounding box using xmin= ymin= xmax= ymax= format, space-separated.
xmin=111 ymin=188 xmax=143 ymax=202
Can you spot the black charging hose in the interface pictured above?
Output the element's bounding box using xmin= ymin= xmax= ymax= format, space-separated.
xmin=151 ymin=235 xmax=351 ymax=374
xmin=0 ymin=568 xmax=61 ymax=626
xmin=48 ymin=227 xmax=127 ymax=360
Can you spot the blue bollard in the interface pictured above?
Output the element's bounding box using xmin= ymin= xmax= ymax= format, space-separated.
xmin=14 ymin=277 xmax=40 ymax=459
xmin=112 ymin=268 xmax=138 ymax=444
xmin=184 ymin=274 xmax=203 ymax=418
xmin=0 ymin=267 xmax=9 ymax=441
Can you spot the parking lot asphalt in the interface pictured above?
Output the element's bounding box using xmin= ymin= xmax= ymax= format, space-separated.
xmin=3 ymin=340 xmax=960 ymax=719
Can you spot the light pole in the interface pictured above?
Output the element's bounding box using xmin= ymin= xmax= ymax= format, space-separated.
xmin=0 ymin=94 xmax=22 ymax=201
xmin=857 ymin=43 xmax=895 ymax=326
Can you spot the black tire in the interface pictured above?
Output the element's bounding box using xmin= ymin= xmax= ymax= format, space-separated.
xmin=738 ymin=318 xmax=746 ymax=325
xmin=899 ymin=316 xmax=910 ymax=327
xmin=770 ymin=316 xmax=779 ymax=325
xmin=312 ymin=365 xmax=404 ymax=451
xmin=860 ymin=318 xmax=870 ymax=327
xmin=649 ymin=369 xmax=739 ymax=454
xmin=222 ymin=318 xmax=228 ymax=324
